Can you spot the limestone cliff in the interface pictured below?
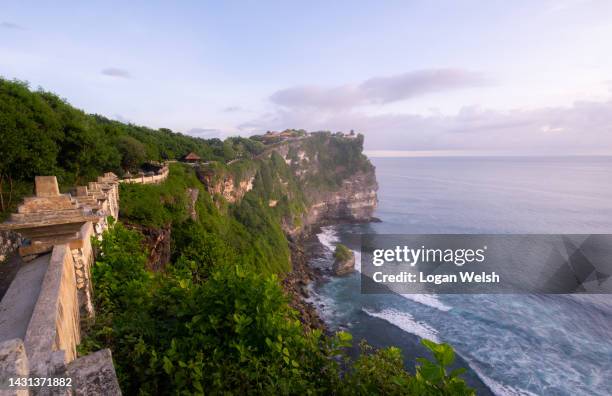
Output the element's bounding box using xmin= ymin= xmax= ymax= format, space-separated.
xmin=287 ymin=170 xmax=378 ymax=236
xmin=195 ymin=133 xmax=378 ymax=236
xmin=261 ymin=133 xmax=377 ymax=329
xmin=270 ymin=134 xmax=378 ymax=237
xmin=196 ymin=165 xmax=256 ymax=204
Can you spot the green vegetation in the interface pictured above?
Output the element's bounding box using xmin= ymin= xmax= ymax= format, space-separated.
xmin=341 ymin=340 xmax=475 ymax=395
xmin=83 ymin=163 xmax=474 ymax=395
xmin=83 ymin=222 xmax=337 ymax=394
xmin=300 ymin=132 xmax=374 ymax=191
xmin=334 ymin=244 xmax=354 ymax=262
xmin=0 ymin=78 xmax=263 ymax=218
xmin=83 ymin=222 xmax=474 ymax=395
xmin=120 ymin=163 xmax=291 ymax=274
xmin=2 ymin=79 xmax=474 ymax=394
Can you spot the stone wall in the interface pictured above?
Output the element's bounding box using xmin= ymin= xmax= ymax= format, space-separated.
xmin=0 ymin=162 xmax=168 ymax=394
xmin=0 ymin=169 xmax=133 ymax=395
xmin=119 ymin=165 xmax=169 ymax=185
xmin=70 ymin=222 xmax=95 ymax=317
xmin=24 ymin=245 xmax=80 ymax=376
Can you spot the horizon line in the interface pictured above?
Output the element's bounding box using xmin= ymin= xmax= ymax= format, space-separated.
xmin=364 ymin=150 xmax=612 ymax=158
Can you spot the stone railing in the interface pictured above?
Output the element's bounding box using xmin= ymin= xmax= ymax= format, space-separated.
xmin=0 ymin=173 xmax=125 ymax=395
xmin=118 ymin=165 xmax=169 ymax=185
xmin=23 ymin=244 xmax=80 ymax=376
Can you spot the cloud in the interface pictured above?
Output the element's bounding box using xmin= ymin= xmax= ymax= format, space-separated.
xmin=360 ymin=69 xmax=487 ymax=104
xmin=241 ymin=93 xmax=612 ymax=155
xmin=270 ymin=85 xmax=362 ymax=110
xmin=186 ymin=128 xmax=223 ymax=139
xmin=269 ymin=69 xmax=487 ymax=110
xmin=101 ymin=67 xmax=132 ymax=79
xmin=1 ymin=21 xmax=25 ymax=29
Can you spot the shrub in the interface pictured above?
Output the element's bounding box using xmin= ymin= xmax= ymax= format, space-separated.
xmin=334 ymin=244 xmax=353 ymax=262
xmin=82 ymin=223 xmax=475 ymax=395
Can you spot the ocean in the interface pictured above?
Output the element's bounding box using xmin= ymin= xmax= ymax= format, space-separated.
xmin=307 ymin=156 xmax=612 ymax=396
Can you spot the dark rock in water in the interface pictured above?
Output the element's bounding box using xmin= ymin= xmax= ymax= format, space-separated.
xmin=333 ymin=245 xmax=355 ymax=276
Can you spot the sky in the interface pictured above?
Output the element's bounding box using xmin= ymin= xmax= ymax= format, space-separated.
xmin=1 ymin=0 xmax=612 ymax=154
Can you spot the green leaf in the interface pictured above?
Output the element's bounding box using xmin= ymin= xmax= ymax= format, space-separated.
xmin=450 ymin=367 xmax=466 ymax=378
xmin=417 ymin=360 xmax=443 ymax=383
xmin=438 ymin=343 xmax=455 ymax=366
xmin=420 ymin=338 xmax=438 ymax=352
xmin=162 ymin=356 xmax=173 ymax=375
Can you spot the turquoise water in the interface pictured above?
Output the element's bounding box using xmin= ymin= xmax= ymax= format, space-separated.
xmin=309 ymin=156 xmax=612 ymax=396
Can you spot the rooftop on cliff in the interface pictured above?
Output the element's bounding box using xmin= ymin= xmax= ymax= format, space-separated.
xmin=182 ymin=152 xmax=202 ymax=163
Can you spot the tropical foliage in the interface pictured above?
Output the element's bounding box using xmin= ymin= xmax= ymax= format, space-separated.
xmin=0 ymin=78 xmax=262 ymax=217
xmin=83 ymin=222 xmax=474 ymax=395
xmin=1 ymin=78 xmax=474 ymax=394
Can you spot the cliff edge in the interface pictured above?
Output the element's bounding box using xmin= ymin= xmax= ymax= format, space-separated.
xmin=265 ymin=132 xmax=378 ymax=237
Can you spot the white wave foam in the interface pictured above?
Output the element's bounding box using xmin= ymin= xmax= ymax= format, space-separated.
xmin=399 ymin=294 xmax=452 ymax=312
xmin=363 ymin=308 xmax=536 ymax=396
xmin=465 ymin=360 xmax=539 ymax=396
xmin=362 ymin=307 xmax=440 ymax=343
xmin=317 ymin=226 xmax=339 ymax=251
xmin=304 ymin=283 xmax=338 ymax=323
xmin=316 ymin=226 xmax=364 ymax=273
xmin=353 ymin=249 xmax=362 ymax=272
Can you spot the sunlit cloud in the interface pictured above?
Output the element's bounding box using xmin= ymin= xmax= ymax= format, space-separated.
xmin=270 ymin=69 xmax=488 ymax=111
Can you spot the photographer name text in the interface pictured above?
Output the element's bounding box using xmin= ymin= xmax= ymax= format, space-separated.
xmin=372 ymin=271 xmax=500 ymax=284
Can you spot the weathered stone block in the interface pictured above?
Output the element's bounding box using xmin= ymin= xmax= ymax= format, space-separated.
xmin=0 ymin=338 xmax=29 ymax=396
xmin=66 ymin=349 xmax=121 ymax=396
xmin=75 ymin=186 xmax=88 ymax=197
xmin=34 ymin=177 xmax=60 ymax=197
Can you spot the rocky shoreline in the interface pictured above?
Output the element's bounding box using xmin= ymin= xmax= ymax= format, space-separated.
xmin=283 ymin=219 xmax=374 ymax=332
xmin=283 ymin=234 xmax=326 ymax=330
xmin=281 ymin=166 xmax=379 ymax=331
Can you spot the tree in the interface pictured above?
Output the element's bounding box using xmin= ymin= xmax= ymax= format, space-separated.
xmin=117 ymin=135 xmax=146 ymax=172
xmin=223 ymin=140 xmax=236 ymax=161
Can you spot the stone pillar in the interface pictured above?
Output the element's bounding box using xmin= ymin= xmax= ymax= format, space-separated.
xmin=75 ymin=186 xmax=88 ymax=197
xmin=34 ymin=176 xmax=60 ymax=197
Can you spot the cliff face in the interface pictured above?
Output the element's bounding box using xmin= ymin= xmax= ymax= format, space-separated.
xmin=270 ymin=133 xmax=377 ymax=329
xmin=196 ymin=134 xmax=378 ymax=237
xmin=295 ymin=170 xmax=378 ymax=231
xmin=272 ymin=135 xmax=378 ymax=237
xmin=196 ymin=167 xmax=256 ymax=204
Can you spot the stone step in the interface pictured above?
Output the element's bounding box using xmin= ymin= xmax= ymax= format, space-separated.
xmin=11 ymin=209 xmax=90 ymax=222
xmin=19 ymin=196 xmax=78 ymax=213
